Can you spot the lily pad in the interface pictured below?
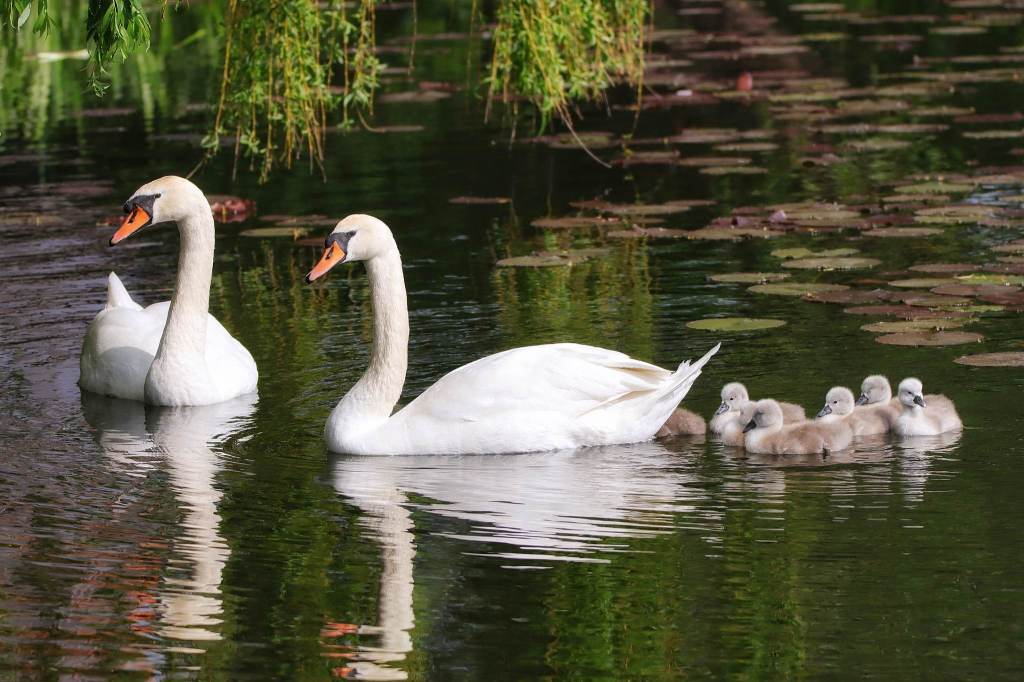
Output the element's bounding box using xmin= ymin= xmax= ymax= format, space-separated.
xmin=686 ymin=227 xmax=776 ymax=241
xmin=807 ymin=289 xmax=893 ymax=304
xmin=686 ymin=317 xmax=788 ymax=331
xmin=900 ymin=293 xmax=973 ymax=307
xmin=843 ymin=138 xmax=913 ymax=152
xmin=844 ymin=305 xmax=970 ymax=319
xmin=494 ymin=250 xmax=602 ymax=267
xmin=890 ymin=277 xmax=956 ymax=288
xmin=449 ymin=196 xmax=511 ymax=205
xmin=771 ymin=247 xmax=860 ymax=259
xmin=909 ymin=263 xmax=977 ymax=273
xmin=699 ymin=165 xmax=768 ymax=175
xmin=713 ymin=142 xmax=779 ymax=153
xmin=239 ymin=227 xmax=309 ymax=238
xmin=963 ymin=129 xmax=1024 ymax=139
xmin=875 ymin=331 xmax=984 ymax=346
xmin=781 ymin=257 xmax=881 ymax=270
xmin=709 ymin=272 xmax=791 ymax=284
xmin=864 ymin=227 xmax=944 ymax=238
xmin=861 ymin=318 xmax=975 ymax=333
xmin=914 ymin=205 xmax=996 ymax=224
xmin=679 ymin=156 xmax=752 ymax=167
xmin=954 ymin=352 xmax=1024 ymax=367
xmin=893 ymin=181 xmax=976 ymax=195
xmin=749 ymin=282 xmax=850 ymax=297
xmin=530 ymin=217 xmax=608 ymax=230
xmin=958 ymin=273 xmax=1024 ymax=286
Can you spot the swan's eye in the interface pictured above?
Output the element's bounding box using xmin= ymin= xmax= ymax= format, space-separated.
xmin=122 ymin=202 xmax=130 ymax=214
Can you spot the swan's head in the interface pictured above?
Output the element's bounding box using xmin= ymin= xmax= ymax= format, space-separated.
xmin=817 ymin=386 xmax=855 ymax=418
xmin=716 ymin=382 xmax=749 ymax=415
xmin=111 ymin=176 xmax=205 ymax=246
xmin=306 ymin=214 xmax=395 ymax=283
xmin=898 ymin=377 xmax=927 ymax=408
xmin=744 ymin=399 xmax=783 ymax=433
xmin=857 ymin=374 xmax=892 ymax=406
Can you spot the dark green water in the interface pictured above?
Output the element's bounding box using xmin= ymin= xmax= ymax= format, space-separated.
xmin=2 ymin=1 xmax=1023 ymax=679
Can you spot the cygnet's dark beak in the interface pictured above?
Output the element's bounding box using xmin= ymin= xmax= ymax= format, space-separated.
xmin=714 ymin=402 xmax=729 ymax=416
xmin=855 ymin=394 xmax=868 ymax=406
xmin=817 ymin=404 xmax=832 ymax=418
xmin=913 ymin=394 xmax=927 ymax=408
xmin=743 ymin=419 xmax=757 ymax=433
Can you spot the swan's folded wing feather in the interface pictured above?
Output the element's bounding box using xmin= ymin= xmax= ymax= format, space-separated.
xmin=395 ymin=343 xmax=671 ymax=423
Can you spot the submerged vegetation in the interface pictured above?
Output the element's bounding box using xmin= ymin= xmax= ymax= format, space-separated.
xmin=1 ymin=0 xmax=649 ymax=180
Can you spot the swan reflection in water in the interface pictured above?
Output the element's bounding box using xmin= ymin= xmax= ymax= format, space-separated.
xmin=82 ymin=392 xmax=255 ymax=643
xmin=328 ymin=440 xmax=711 ymax=680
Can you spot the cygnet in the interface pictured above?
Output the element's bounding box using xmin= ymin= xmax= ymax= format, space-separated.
xmin=744 ymin=399 xmax=852 ymax=455
xmin=893 ymin=377 xmax=962 ymax=436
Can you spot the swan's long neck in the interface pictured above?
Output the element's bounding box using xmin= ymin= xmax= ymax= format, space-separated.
xmin=155 ymin=208 xmax=214 ymax=364
xmin=335 ymin=247 xmax=409 ymax=431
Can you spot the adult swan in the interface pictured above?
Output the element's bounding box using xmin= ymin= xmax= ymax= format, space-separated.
xmin=79 ymin=176 xmax=258 ymax=406
xmin=306 ymin=214 xmax=719 ymax=455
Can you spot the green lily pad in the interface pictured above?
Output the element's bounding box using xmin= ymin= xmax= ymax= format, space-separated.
xmin=239 ymin=227 xmax=309 ymax=238
xmin=890 ymin=278 xmax=957 ymax=288
xmin=958 ymin=273 xmax=1024 ymax=286
xmin=861 ymin=318 xmax=975 ymax=333
xmin=781 ymin=257 xmax=881 ymax=270
xmin=909 ymin=263 xmax=977 ymax=273
xmin=679 ymin=156 xmax=752 ymax=167
xmin=893 ymin=181 xmax=976 ymax=195
xmin=864 ymin=227 xmax=944 ymax=238
xmin=713 ymin=142 xmax=779 ymax=153
xmin=686 ymin=317 xmax=788 ymax=331
xmin=954 ymin=352 xmax=1024 ymax=367
xmin=709 ymin=272 xmax=791 ymax=284
xmin=915 ymin=205 xmax=997 ymax=224
xmin=686 ymin=227 xmax=776 ymax=241
xmin=699 ymin=166 xmax=768 ymax=175
xmin=844 ymin=138 xmax=913 ymax=152
xmin=771 ymin=247 xmax=860 ymax=259
xmin=991 ymin=241 xmax=1024 ymax=253
xmin=963 ymin=129 xmax=1024 ymax=139
xmin=875 ymin=331 xmax=984 ymax=346
xmin=749 ymin=282 xmax=850 ymax=297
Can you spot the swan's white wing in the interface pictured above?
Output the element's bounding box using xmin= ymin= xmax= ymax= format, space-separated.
xmin=395 ymin=343 xmax=672 ymax=424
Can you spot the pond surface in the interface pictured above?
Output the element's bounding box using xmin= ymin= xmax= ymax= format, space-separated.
xmin=2 ymin=1 xmax=1024 ymax=679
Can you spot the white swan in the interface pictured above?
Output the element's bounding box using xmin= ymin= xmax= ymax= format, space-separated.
xmin=306 ymin=214 xmax=720 ymax=455
xmin=79 ymin=176 xmax=258 ymax=406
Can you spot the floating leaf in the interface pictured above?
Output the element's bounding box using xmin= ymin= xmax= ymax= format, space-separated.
xmin=530 ymin=217 xmax=608 ymax=230
xmin=709 ymin=272 xmax=791 ymax=284
xmin=239 ymin=227 xmax=309 ymax=238
xmin=686 ymin=227 xmax=776 ymax=241
xmin=909 ymin=263 xmax=977 ymax=273
xmin=864 ymin=227 xmax=944 ymax=238
xmin=915 ymin=205 xmax=996 ymax=224
xmin=749 ymin=282 xmax=850 ymax=297
xmin=861 ymin=318 xmax=975 ymax=333
xmin=843 ymin=138 xmax=913 ymax=152
xmin=713 ymin=142 xmax=779 ymax=153
xmin=699 ymin=165 xmax=768 ymax=175
xmin=679 ymin=156 xmax=752 ymax=167
xmin=890 ymin=277 xmax=956 ymax=288
xmin=954 ymin=352 xmax=1024 ymax=367
xmin=958 ymin=273 xmax=1024 ymax=286
xmin=900 ymin=293 xmax=972 ymax=307
xmin=893 ymin=181 xmax=976 ymax=195
xmin=875 ymin=331 xmax=984 ymax=346
xmin=963 ymin=129 xmax=1024 ymax=139
xmin=781 ymin=257 xmax=881 ymax=270
xmin=844 ymin=305 xmax=970 ymax=319
xmin=449 ymin=196 xmax=511 ymax=205
xmin=807 ymin=289 xmax=893 ymax=304
xmin=495 ymin=249 xmax=606 ymax=267
xmin=686 ymin=317 xmax=788 ymax=331
xmin=771 ymin=247 xmax=860 ymax=259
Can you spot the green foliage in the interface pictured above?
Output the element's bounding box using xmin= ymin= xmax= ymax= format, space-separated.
xmin=85 ymin=1 xmax=150 ymax=94
xmin=205 ymin=0 xmax=333 ymax=182
xmin=486 ymin=0 xmax=647 ymax=129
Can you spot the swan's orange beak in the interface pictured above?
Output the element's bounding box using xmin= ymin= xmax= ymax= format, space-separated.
xmin=306 ymin=242 xmax=345 ymax=283
xmin=111 ymin=205 xmax=152 ymax=246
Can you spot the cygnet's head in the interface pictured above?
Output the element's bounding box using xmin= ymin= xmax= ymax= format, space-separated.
xmin=110 ymin=176 xmax=207 ymax=246
xmin=744 ymin=399 xmax=783 ymax=433
xmin=736 ymin=399 xmax=757 ymax=425
xmin=817 ymin=386 xmax=855 ymax=418
xmin=857 ymin=375 xmax=893 ymax=406
xmin=306 ymin=214 xmax=397 ymax=283
xmin=898 ymin=377 xmax=927 ymax=408
xmin=716 ymin=382 xmax=750 ymax=415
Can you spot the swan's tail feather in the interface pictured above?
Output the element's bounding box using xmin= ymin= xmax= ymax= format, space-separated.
xmin=105 ymin=272 xmax=142 ymax=311
xmin=654 ymin=343 xmax=721 ymax=406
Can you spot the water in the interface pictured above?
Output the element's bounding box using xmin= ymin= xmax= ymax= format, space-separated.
xmin=2 ymin=1 xmax=1024 ymax=679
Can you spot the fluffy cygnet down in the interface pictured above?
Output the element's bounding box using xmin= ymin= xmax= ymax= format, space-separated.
xmin=817 ymin=386 xmax=890 ymax=436
xmin=657 ymin=407 xmax=707 ymax=437
xmin=710 ymin=382 xmax=805 ymax=434
xmin=855 ymin=375 xmax=901 ymax=427
xmin=893 ymin=378 xmax=962 ymax=436
xmin=721 ymin=400 xmax=757 ymax=447
xmin=744 ymin=399 xmax=852 ymax=455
